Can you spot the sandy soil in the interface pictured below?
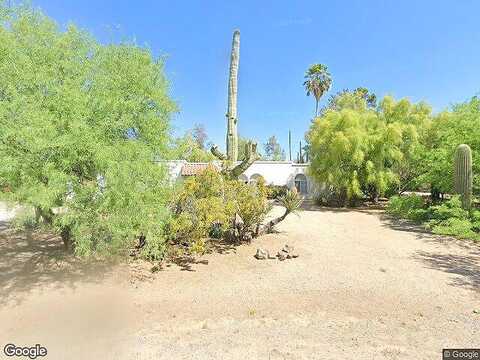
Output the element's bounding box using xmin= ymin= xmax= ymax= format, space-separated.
xmin=0 ymin=205 xmax=479 ymax=359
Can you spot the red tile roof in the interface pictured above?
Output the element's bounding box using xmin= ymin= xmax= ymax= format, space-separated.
xmin=181 ymin=163 xmax=219 ymax=176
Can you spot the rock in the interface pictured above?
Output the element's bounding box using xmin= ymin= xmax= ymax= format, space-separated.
xmin=243 ymin=232 xmax=253 ymax=242
xmin=254 ymin=248 xmax=269 ymax=260
xmin=279 ymin=244 xmax=298 ymax=259
xmin=234 ymin=213 xmax=244 ymax=228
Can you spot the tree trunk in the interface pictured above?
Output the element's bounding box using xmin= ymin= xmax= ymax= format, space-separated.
xmin=315 ymin=100 xmax=319 ymax=117
xmin=256 ymin=209 xmax=289 ymax=236
xmin=431 ymin=185 xmax=441 ymax=202
xmin=60 ymin=226 xmax=73 ymax=252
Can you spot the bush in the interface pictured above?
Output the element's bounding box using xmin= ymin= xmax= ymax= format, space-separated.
xmin=388 ymin=195 xmax=480 ymax=242
xmin=265 ymin=185 xmax=288 ymax=199
xmin=169 ymin=166 xmax=270 ymax=252
xmin=386 ymin=194 xmax=429 ymax=222
xmin=425 ymin=196 xmax=480 ymax=241
xmin=429 ymin=217 xmax=479 ymax=241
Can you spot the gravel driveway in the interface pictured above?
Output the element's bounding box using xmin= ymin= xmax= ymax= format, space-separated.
xmin=0 ymin=206 xmax=479 ymax=359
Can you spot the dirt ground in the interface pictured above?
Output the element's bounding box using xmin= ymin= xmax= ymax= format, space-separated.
xmin=0 ymin=205 xmax=479 ymax=359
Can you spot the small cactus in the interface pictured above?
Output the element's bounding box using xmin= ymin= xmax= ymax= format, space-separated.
xmin=454 ymin=144 xmax=473 ymax=210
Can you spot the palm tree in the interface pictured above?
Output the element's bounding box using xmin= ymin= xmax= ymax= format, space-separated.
xmin=303 ymin=64 xmax=332 ymax=117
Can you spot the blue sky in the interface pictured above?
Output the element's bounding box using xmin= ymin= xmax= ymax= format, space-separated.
xmin=32 ymin=0 xmax=480 ymax=155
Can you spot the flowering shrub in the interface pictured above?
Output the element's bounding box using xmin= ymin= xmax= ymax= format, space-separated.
xmin=168 ymin=166 xmax=270 ymax=252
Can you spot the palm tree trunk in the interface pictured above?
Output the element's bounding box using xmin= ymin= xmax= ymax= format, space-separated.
xmin=315 ymin=100 xmax=319 ymax=117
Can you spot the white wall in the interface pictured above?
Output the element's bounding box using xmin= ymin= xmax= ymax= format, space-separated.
xmin=161 ymin=160 xmax=320 ymax=198
xmin=158 ymin=160 xmax=186 ymax=183
xmin=242 ymin=161 xmax=318 ymax=197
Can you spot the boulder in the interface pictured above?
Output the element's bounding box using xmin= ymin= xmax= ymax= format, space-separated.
xmin=254 ymin=248 xmax=269 ymax=260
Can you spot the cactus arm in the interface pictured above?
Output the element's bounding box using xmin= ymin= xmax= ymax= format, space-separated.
xmin=211 ymin=145 xmax=227 ymax=160
xmin=230 ymin=141 xmax=258 ymax=179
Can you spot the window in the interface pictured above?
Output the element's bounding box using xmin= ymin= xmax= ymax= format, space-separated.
xmin=294 ymin=174 xmax=308 ymax=194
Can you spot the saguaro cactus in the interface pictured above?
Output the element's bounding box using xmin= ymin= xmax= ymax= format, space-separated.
xmin=454 ymin=144 xmax=473 ymax=210
xmin=226 ymin=29 xmax=240 ymax=163
xmin=211 ymin=30 xmax=258 ymax=178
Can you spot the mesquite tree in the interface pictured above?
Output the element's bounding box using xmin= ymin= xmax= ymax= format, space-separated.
xmin=0 ymin=5 xmax=175 ymax=257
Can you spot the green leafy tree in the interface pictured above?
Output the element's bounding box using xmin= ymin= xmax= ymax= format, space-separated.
xmin=172 ymin=131 xmax=215 ymax=162
xmin=379 ymin=96 xmax=431 ymax=194
xmin=307 ymin=95 xmax=426 ymax=204
xmin=417 ymin=96 xmax=480 ymax=197
xmin=323 ymin=87 xmax=377 ymax=113
xmin=0 ymin=5 xmax=176 ymax=257
xmin=303 ymin=64 xmax=332 ymax=117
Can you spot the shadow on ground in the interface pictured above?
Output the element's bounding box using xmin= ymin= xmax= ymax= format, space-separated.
xmin=0 ymin=220 xmax=114 ymax=306
xmin=300 ymin=203 xmax=480 ymax=294
xmin=300 ymin=202 xmax=385 ymax=214
xmin=413 ymin=251 xmax=480 ymax=293
xmin=379 ymin=214 xmax=480 ymax=293
xmin=167 ymin=238 xmax=238 ymax=272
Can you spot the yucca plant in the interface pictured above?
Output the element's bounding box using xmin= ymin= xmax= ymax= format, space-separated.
xmin=256 ymin=188 xmax=303 ymax=235
xmin=278 ymin=188 xmax=303 ymax=215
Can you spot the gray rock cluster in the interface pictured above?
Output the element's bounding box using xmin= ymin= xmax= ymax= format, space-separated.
xmin=254 ymin=245 xmax=299 ymax=261
xmin=254 ymin=248 xmax=275 ymax=260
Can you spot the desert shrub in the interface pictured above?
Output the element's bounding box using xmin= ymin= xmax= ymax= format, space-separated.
xmin=425 ymin=196 xmax=480 ymax=241
xmin=169 ymin=166 xmax=270 ymax=252
xmin=429 ymin=217 xmax=479 ymax=241
xmin=386 ymin=194 xmax=429 ymax=222
xmin=428 ymin=196 xmax=469 ymax=221
xmin=265 ymin=185 xmax=288 ymax=199
xmin=388 ymin=195 xmax=480 ymax=242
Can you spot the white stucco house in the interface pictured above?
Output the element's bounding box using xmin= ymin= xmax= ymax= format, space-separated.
xmin=160 ymin=160 xmax=320 ymax=198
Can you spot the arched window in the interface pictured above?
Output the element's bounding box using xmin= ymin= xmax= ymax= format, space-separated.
xmin=238 ymin=174 xmax=248 ymax=184
xmin=294 ymin=174 xmax=308 ymax=194
xmin=249 ymin=174 xmax=264 ymax=185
